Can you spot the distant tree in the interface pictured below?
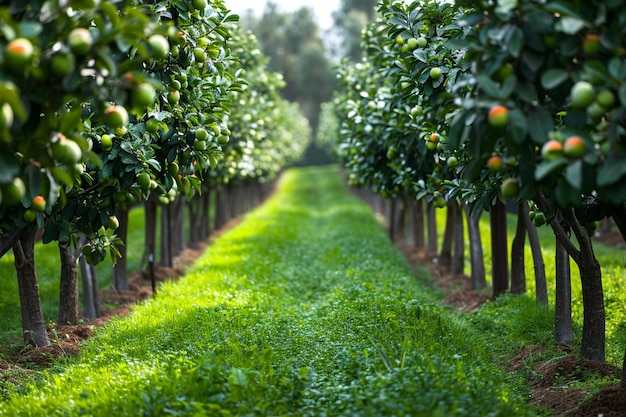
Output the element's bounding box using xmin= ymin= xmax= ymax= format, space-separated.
xmin=332 ymin=0 xmax=378 ymax=60
xmin=242 ymin=2 xmax=336 ymax=134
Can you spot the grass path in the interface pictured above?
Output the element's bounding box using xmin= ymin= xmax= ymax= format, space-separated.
xmin=0 ymin=166 xmax=534 ymax=416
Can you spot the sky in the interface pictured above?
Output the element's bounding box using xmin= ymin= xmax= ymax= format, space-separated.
xmin=227 ymin=0 xmax=341 ymax=30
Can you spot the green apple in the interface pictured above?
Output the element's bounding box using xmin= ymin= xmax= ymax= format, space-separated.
xmin=68 ymin=28 xmax=93 ymax=55
xmin=50 ymin=52 xmax=75 ymax=76
xmin=570 ymin=81 xmax=595 ymax=109
xmin=131 ymin=83 xmax=157 ymax=109
xmin=167 ymin=90 xmax=180 ymax=104
xmin=0 ymin=177 xmax=26 ymax=206
xmin=104 ymin=105 xmax=129 ymax=128
xmin=145 ymin=118 xmax=160 ymax=133
xmin=429 ymin=67 xmax=442 ymax=80
xmin=148 ymin=34 xmax=170 ymax=60
xmin=100 ymin=134 xmax=113 ymax=151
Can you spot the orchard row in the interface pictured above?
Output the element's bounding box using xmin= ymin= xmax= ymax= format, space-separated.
xmin=319 ymin=0 xmax=626 ymax=368
xmin=0 ymin=0 xmax=310 ymax=346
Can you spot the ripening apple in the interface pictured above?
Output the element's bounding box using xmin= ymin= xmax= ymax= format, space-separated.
xmin=68 ymin=28 xmax=93 ymax=55
xmin=108 ymin=215 xmax=120 ymax=230
xmin=104 ymin=105 xmax=129 ymax=129
xmin=148 ymin=34 xmax=170 ymax=60
xmin=500 ymin=178 xmax=520 ymax=198
xmin=582 ymin=33 xmax=601 ymax=56
xmin=488 ymin=105 xmax=509 ymax=127
xmin=541 ymin=139 xmax=564 ymax=160
xmin=563 ymin=136 xmax=586 ymax=158
xmin=395 ymin=35 xmax=404 ymax=45
xmin=31 ymin=195 xmax=46 ymax=212
xmin=5 ymin=38 xmax=34 ymax=70
xmin=486 ymin=155 xmax=504 ymax=172
xmin=570 ymin=81 xmax=595 ymax=109
xmin=52 ymin=136 xmax=82 ymax=164
xmin=416 ymin=37 xmax=427 ymax=48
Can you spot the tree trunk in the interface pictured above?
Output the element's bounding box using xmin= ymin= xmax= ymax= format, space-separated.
xmin=160 ymin=201 xmax=173 ymax=268
xmin=58 ymin=245 xmax=80 ymax=325
xmin=143 ymin=200 xmax=157 ymax=271
xmin=172 ymin=197 xmax=186 ymax=257
xmin=13 ymin=226 xmax=49 ymax=347
xmin=80 ymin=256 xmax=101 ymax=319
xmin=451 ymin=200 xmax=464 ymax=276
xmin=410 ymin=197 xmax=425 ymax=250
xmin=112 ymin=208 xmax=129 ymax=291
xmin=0 ymin=227 xmax=25 ymax=259
xmin=388 ymin=197 xmax=397 ymax=241
xmin=521 ymin=201 xmax=548 ymax=305
xmin=439 ymin=201 xmax=454 ymax=267
xmin=490 ymin=199 xmax=509 ymax=297
xmin=394 ymin=198 xmax=406 ymax=241
xmin=427 ymin=202 xmax=438 ymax=256
xmin=214 ymin=184 xmax=228 ymax=230
xmin=510 ymin=203 xmax=526 ymax=294
xmin=200 ymin=188 xmax=212 ymax=239
xmin=570 ymin=212 xmax=605 ymax=362
xmin=464 ymin=205 xmax=486 ymax=290
xmin=188 ymin=196 xmax=201 ymax=247
xmin=554 ymin=224 xmax=574 ymax=344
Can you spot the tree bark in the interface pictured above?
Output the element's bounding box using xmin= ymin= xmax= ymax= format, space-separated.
xmin=464 ymin=205 xmax=486 ymax=290
xmin=451 ymin=200 xmax=465 ymax=276
xmin=80 ymin=255 xmax=101 ymax=319
xmin=521 ymin=201 xmax=548 ymax=305
xmin=388 ymin=197 xmax=397 ymax=241
xmin=13 ymin=226 xmax=49 ymax=347
xmin=510 ymin=203 xmax=527 ymax=294
xmin=570 ymin=210 xmax=605 ymax=362
xmin=160 ymin=201 xmax=173 ymax=268
xmin=58 ymin=245 xmax=80 ymax=325
xmin=0 ymin=227 xmax=25 ymax=259
xmin=427 ymin=202 xmax=438 ymax=256
xmin=554 ymin=223 xmax=574 ymax=344
xmin=143 ymin=200 xmax=157 ymax=271
xmin=112 ymin=208 xmax=129 ymax=291
xmin=490 ymin=199 xmax=509 ymax=297
xmin=410 ymin=197 xmax=425 ymax=250
xmin=200 ymin=188 xmax=212 ymax=239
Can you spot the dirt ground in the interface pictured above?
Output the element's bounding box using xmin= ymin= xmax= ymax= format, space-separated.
xmin=1 ymin=215 xmax=625 ymax=416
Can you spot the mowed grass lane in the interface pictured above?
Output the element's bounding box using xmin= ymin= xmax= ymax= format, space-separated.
xmin=0 ymin=166 xmax=533 ymax=416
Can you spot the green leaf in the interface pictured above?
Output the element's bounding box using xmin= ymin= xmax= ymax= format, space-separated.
xmin=540 ymin=68 xmax=569 ymax=90
xmin=535 ymin=158 xmax=567 ymax=181
xmin=508 ymin=27 xmax=524 ymax=57
xmin=597 ymin=157 xmax=626 ymax=187
xmin=527 ymin=110 xmax=553 ymax=143
xmin=508 ymin=109 xmax=528 ymax=144
xmin=564 ymin=159 xmax=583 ymax=189
xmin=556 ymin=17 xmax=585 ymax=35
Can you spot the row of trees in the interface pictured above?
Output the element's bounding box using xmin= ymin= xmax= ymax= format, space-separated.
xmin=319 ymin=0 xmax=626 ymax=382
xmin=0 ymin=0 xmax=309 ymax=347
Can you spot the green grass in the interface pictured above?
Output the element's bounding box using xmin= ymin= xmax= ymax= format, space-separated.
xmin=0 ymin=166 xmax=535 ymax=416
